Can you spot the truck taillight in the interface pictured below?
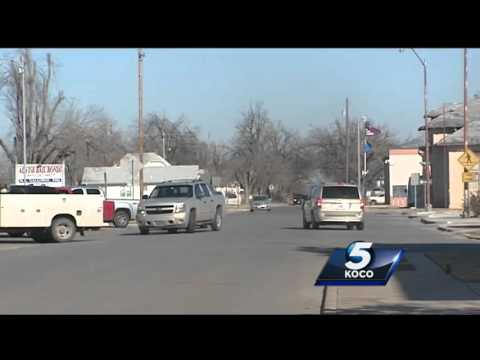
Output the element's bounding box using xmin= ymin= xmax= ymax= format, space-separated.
xmin=103 ymin=200 xmax=115 ymax=222
xmin=315 ymin=197 xmax=323 ymax=208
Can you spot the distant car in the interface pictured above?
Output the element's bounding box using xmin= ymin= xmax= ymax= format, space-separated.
xmin=291 ymin=193 xmax=306 ymax=206
xmin=302 ymin=183 xmax=364 ymax=230
xmin=368 ymin=188 xmax=385 ymax=205
xmin=249 ymin=195 xmax=272 ymax=212
xmin=225 ymin=192 xmax=240 ymax=206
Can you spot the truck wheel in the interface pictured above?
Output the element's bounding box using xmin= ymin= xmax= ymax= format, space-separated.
xmin=346 ymin=224 xmax=354 ymax=230
xmin=50 ymin=217 xmax=77 ymax=242
xmin=302 ymin=210 xmax=311 ymax=229
xmin=139 ymin=226 xmax=150 ymax=235
xmin=114 ymin=210 xmax=130 ymax=228
xmin=186 ymin=209 xmax=196 ymax=233
xmin=370 ymin=200 xmax=377 ymax=206
xmin=211 ymin=207 xmax=222 ymax=231
xmin=311 ymin=211 xmax=320 ymax=229
xmin=356 ymin=222 xmax=365 ymax=231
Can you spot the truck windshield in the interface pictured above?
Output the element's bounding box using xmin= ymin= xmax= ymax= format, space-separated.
xmin=150 ymin=185 xmax=193 ymax=198
xmin=322 ymin=186 xmax=360 ymax=199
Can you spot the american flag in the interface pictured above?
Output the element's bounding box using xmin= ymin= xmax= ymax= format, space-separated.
xmin=365 ymin=124 xmax=381 ymax=136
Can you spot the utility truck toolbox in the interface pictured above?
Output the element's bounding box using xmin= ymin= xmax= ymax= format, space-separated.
xmin=0 ymin=192 xmax=106 ymax=243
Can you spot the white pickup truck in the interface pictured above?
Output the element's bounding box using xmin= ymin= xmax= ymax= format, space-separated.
xmin=0 ymin=187 xmax=106 ymax=243
xmin=70 ymin=187 xmax=139 ymax=228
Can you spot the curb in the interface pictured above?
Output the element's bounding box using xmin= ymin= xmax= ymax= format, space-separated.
xmin=438 ymin=226 xmax=453 ymax=232
xmin=421 ymin=218 xmax=437 ymax=224
xmin=465 ymin=233 xmax=480 ymax=240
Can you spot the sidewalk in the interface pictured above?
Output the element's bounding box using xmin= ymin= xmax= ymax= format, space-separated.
xmin=322 ymin=251 xmax=480 ymax=314
xmin=407 ymin=208 xmax=462 ymax=219
xmin=464 ymin=231 xmax=480 ymax=240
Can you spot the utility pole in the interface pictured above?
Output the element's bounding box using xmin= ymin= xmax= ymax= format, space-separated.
xmin=464 ymin=48 xmax=469 ymax=217
xmin=357 ymin=118 xmax=361 ymax=191
xmin=345 ymin=98 xmax=350 ymax=183
xmin=16 ymin=56 xmax=27 ymax=185
xmin=443 ymin=104 xmax=448 ymax=208
xmin=362 ymin=116 xmax=367 ymax=199
xmin=12 ymin=137 xmax=17 ymax=184
xmin=138 ymin=49 xmax=145 ymax=199
xmin=162 ymin=130 xmax=166 ymax=160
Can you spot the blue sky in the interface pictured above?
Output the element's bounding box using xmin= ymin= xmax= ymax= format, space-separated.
xmin=1 ymin=48 xmax=479 ymax=142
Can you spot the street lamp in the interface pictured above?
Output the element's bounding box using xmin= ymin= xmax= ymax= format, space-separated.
xmin=400 ymin=48 xmax=430 ymax=210
xmin=1 ymin=57 xmax=27 ymax=185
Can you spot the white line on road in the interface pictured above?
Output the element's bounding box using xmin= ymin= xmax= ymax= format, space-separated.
xmin=0 ymin=245 xmax=35 ymax=252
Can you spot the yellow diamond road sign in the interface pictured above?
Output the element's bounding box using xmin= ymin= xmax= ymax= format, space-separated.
xmin=458 ymin=148 xmax=480 ymax=170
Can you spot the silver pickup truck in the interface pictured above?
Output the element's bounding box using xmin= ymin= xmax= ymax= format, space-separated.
xmin=136 ymin=180 xmax=225 ymax=234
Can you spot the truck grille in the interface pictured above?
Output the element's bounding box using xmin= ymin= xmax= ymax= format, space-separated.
xmin=146 ymin=205 xmax=174 ymax=215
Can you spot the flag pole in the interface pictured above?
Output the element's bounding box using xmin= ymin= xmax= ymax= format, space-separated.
xmin=357 ymin=118 xmax=361 ymax=189
xmin=362 ymin=116 xmax=367 ymax=200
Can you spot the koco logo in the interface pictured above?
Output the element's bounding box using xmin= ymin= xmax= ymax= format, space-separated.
xmin=344 ymin=241 xmax=374 ymax=278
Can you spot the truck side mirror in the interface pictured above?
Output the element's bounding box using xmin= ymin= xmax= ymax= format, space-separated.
xmin=142 ymin=195 xmax=149 ymax=200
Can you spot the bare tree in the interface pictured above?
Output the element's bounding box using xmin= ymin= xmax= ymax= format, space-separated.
xmin=305 ymin=118 xmax=398 ymax=188
xmin=136 ymin=113 xmax=210 ymax=167
xmin=230 ymin=102 xmax=273 ymax=202
xmin=0 ymin=49 xmax=67 ymax=165
xmin=54 ymin=104 xmax=129 ymax=185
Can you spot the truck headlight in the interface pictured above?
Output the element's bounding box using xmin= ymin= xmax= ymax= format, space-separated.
xmin=138 ymin=208 xmax=146 ymax=216
xmin=175 ymin=203 xmax=185 ymax=213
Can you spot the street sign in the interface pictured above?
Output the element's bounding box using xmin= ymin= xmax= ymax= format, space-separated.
xmin=15 ymin=163 xmax=65 ymax=187
xmin=458 ymin=148 xmax=480 ymax=170
xmin=463 ymin=171 xmax=475 ymax=183
xmin=410 ymin=173 xmax=421 ymax=186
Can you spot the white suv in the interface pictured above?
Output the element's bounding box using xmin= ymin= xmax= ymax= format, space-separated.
xmin=302 ymin=183 xmax=364 ymax=230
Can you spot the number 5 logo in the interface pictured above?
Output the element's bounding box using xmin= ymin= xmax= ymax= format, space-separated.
xmin=345 ymin=242 xmax=373 ymax=270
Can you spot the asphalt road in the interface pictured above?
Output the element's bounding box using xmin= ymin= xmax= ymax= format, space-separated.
xmin=0 ymin=205 xmax=474 ymax=314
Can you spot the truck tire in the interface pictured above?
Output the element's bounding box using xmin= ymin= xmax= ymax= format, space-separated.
xmin=139 ymin=226 xmax=150 ymax=235
xmin=211 ymin=207 xmax=222 ymax=231
xmin=311 ymin=211 xmax=320 ymax=229
xmin=356 ymin=222 xmax=365 ymax=231
xmin=302 ymin=209 xmax=311 ymax=229
xmin=114 ymin=209 xmax=130 ymax=228
xmin=186 ymin=209 xmax=196 ymax=233
xmin=50 ymin=217 xmax=77 ymax=242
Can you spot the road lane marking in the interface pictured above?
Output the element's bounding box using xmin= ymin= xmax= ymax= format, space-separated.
xmin=0 ymin=245 xmax=36 ymax=252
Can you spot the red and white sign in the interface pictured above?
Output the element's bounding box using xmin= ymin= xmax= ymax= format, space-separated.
xmin=15 ymin=164 xmax=65 ymax=187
